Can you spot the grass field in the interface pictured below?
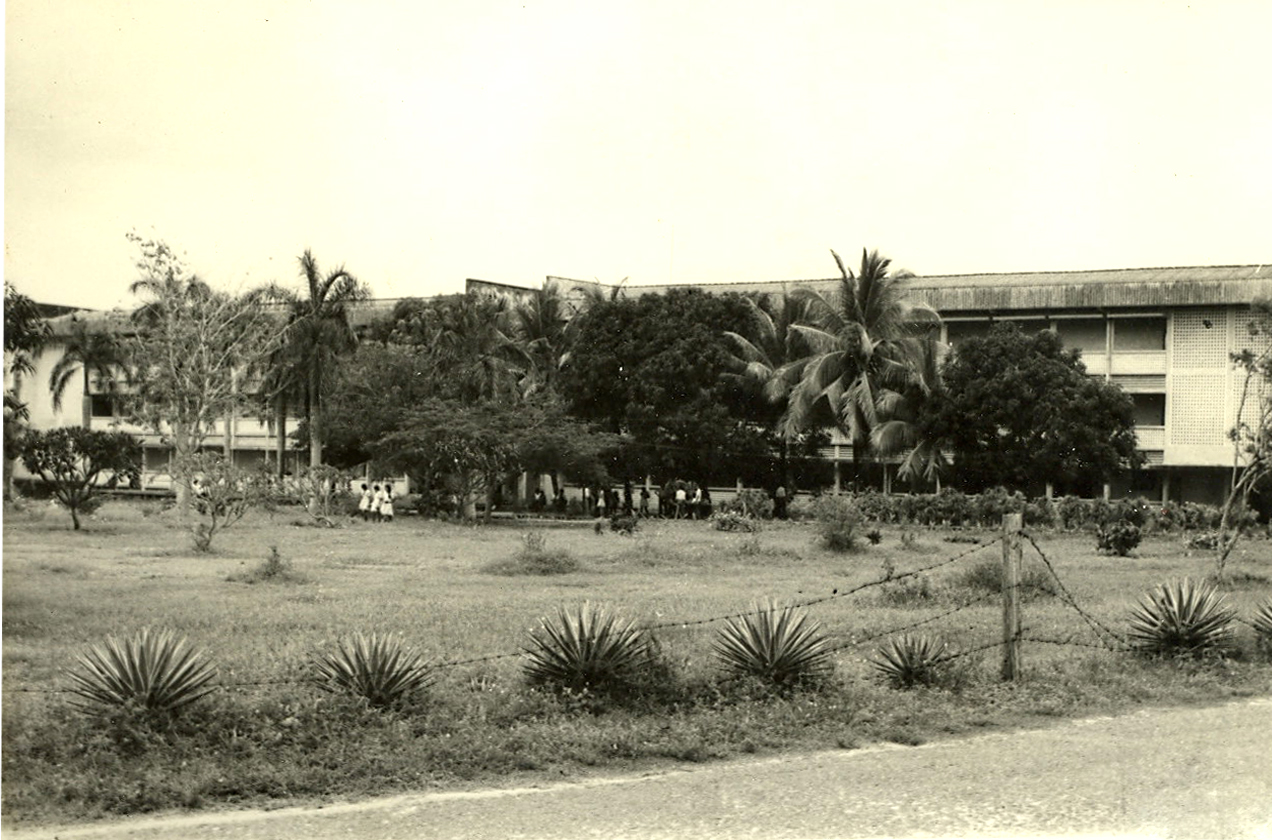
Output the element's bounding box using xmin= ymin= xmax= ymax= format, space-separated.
xmin=4 ymin=499 xmax=1272 ymax=826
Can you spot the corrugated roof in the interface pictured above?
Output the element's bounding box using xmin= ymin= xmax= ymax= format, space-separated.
xmin=624 ymin=265 xmax=1272 ymax=312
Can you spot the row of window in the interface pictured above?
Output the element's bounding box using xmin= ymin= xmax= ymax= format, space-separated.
xmin=945 ymin=316 xmax=1167 ymax=353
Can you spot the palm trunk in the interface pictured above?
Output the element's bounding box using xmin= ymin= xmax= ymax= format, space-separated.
xmin=275 ymin=394 xmax=287 ymax=478
xmin=308 ymin=364 xmax=322 ymax=469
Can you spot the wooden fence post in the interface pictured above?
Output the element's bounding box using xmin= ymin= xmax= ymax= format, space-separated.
xmin=1001 ymin=513 xmax=1023 ymax=681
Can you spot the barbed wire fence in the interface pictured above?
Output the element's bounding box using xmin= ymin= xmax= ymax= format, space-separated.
xmin=4 ymin=516 xmax=1145 ymax=698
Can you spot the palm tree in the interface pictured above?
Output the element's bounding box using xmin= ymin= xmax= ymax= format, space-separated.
xmin=722 ymin=289 xmax=809 ymax=486
xmin=509 ymin=280 xmax=574 ymax=398
xmin=47 ymin=321 xmax=127 ymax=422
xmin=432 ymin=293 xmax=523 ymax=404
xmin=780 ymin=249 xmax=940 ymax=487
xmin=870 ymin=338 xmax=949 ymax=487
xmin=276 ymin=250 xmax=369 ymax=468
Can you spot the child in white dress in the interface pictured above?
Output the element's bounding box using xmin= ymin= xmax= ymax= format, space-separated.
xmin=380 ymin=483 xmax=395 ymax=523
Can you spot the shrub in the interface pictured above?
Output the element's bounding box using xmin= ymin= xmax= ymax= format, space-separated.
xmin=66 ymin=628 xmax=218 ymax=715
xmin=732 ymin=488 xmax=774 ymax=519
xmin=1127 ymin=578 xmax=1237 ymax=659
xmin=866 ymin=529 xmax=883 ymax=545
xmin=227 ymin=546 xmax=305 ymax=584
xmin=951 ymin=557 xmax=1053 ymax=596
xmin=871 ymin=633 xmax=953 ymax=689
xmin=486 ymin=532 xmax=579 ymax=575
xmin=314 ymin=632 xmax=436 ymax=709
xmin=712 ymin=511 xmax=760 ymax=533
xmin=812 ymin=495 xmax=864 ymax=552
xmin=522 ymin=603 xmax=656 ymax=698
xmin=609 ymin=515 xmax=638 ymax=535
xmin=1096 ymin=521 xmax=1142 ymax=556
xmin=875 ymin=574 xmax=938 ymax=606
xmin=712 ymin=600 xmax=833 ymax=688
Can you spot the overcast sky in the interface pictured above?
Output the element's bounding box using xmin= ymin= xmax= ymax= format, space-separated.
xmin=5 ymin=1 xmax=1270 ymax=310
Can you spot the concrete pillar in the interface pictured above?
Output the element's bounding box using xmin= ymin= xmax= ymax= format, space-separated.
xmin=1161 ymin=471 xmax=1172 ymax=505
xmin=1103 ymin=482 xmax=1112 ymax=501
xmin=1045 ymin=482 xmax=1054 ymax=500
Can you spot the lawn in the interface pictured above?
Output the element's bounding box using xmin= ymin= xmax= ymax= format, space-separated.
xmin=4 ymin=499 xmax=1271 ymax=826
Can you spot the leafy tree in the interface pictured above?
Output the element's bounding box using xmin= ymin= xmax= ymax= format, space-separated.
xmin=320 ymin=342 xmax=440 ymax=469
xmin=780 ymin=249 xmax=941 ymax=483
xmin=269 ymin=249 xmax=369 ymax=469
xmin=186 ymin=452 xmax=273 ymax=552
xmin=373 ymin=398 xmax=617 ymax=521
xmin=560 ymin=287 xmax=769 ymax=483
xmin=123 ymin=235 xmax=285 ymax=513
xmin=922 ymin=323 xmax=1140 ymax=495
xmin=19 ymin=427 xmax=141 ymax=529
xmin=4 ymin=282 xmax=51 ymax=499
xmin=1216 ymin=299 xmax=1272 ymax=577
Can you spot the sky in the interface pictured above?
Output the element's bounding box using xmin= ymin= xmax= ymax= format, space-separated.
xmin=5 ymin=0 xmax=1271 ymax=310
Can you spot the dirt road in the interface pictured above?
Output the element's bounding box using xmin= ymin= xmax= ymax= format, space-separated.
xmin=10 ymin=697 xmax=1272 ymax=839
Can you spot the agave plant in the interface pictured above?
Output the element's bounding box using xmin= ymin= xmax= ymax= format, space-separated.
xmin=871 ymin=633 xmax=952 ymax=689
xmin=1127 ymin=578 xmax=1237 ymax=658
xmin=1251 ymin=598 xmax=1272 ymax=651
xmin=66 ymin=628 xmax=218 ymax=714
xmin=713 ymin=600 xmax=833 ymax=687
xmin=522 ymin=602 xmax=653 ymax=695
xmin=314 ymin=632 xmax=436 ymax=709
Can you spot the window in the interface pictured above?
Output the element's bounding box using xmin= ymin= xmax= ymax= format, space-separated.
xmin=90 ymin=395 xmax=115 ymax=418
xmin=1112 ymin=317 xmax=1166 ymax=352
xmin=1054 ymin=318 xmax=1106 ymax=353
xmin=1131 ymin=393 xmax=1166 ymax=427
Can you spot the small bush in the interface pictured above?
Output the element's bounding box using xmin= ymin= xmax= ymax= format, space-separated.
xmin=66 ymin=628 xmax=218 ymax=715
xmin=899 ymin=530 xmax=920 ymax=551
xmin=1127 ymin=578 xmax=1237 ymax=659
xmin=875 ymin=574 xmax=938 ymax=606
xmin=609 ymin=515 xmax=638 ymax=535
xmin=732 ymin=488 xmax=774 ymax=519
xmin=522 ymin=603 xmax=657 ymax=699
xmin=871 ymin=633 xmax=955 ymax=689
xmin=812 ymin=496 xmax=864 ymax=552
xmin=951 ymin=557 xmax=1053 ymax=595
xmin=713 ymin=600 xmax=833 ymax=688
xmin=866 ymin=529 xmax=883 ymax=545
xmin=227 ymin=546 xmax=305 ymax=584
xmin=1096 ymin=521 xmax=1142 ymax=556
xmin=486 ymin=532 xmax=580 ymax=575
xmin=712 ymin=511 xmax=760 ymax=532
xmin=313 ymin=632 xmax=436 ymax=709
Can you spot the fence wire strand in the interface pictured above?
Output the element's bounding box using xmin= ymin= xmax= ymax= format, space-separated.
xmin=1022 ymin=532 xmax=1127 ymax=649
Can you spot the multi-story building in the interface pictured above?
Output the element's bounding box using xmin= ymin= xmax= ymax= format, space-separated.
xmin=595 ymin=264 xmax=1271 ymax=506
xmin=12 ymin=265 xmax=1270 ymax=505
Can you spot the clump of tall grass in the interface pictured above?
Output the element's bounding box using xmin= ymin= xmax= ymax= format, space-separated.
xmin=485 ymin=532 xmax=580 ymax=576
xmin=951 ymin=557 xmax=1053 ymax=596
xmin=227 ymin=546 xmax=306 ymax=584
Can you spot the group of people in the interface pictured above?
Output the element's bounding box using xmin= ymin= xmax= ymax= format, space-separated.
xmin=529 ymin=487 xmax=569 ymax=514
xmin=666 ymin=484 xmax=712 ymax=519
xmin=357 ymin=482 xmax=396 ymax=523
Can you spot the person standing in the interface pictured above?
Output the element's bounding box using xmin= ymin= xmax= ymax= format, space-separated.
xmin=639 ymin=486 xmax=650 ymax=517
xmin=357 ymin=483 xmax=372 ymax=521
xmin=380 ymin=482 xmax=395 ymax=523
xmin=674 ymin=484 xmax=687 ymax=519
xmin=775 ymin=485 xmax=788 ymax=520
xmin=372 ymin=483 xmax=386 ymax=523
